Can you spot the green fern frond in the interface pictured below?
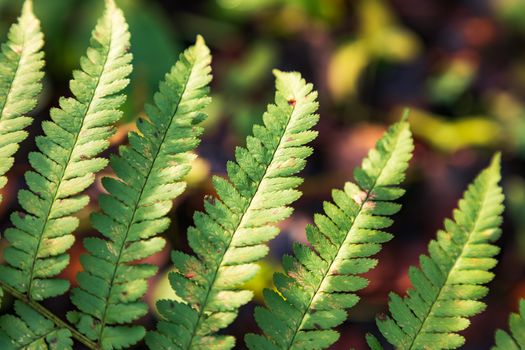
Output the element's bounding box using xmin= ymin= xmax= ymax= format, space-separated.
xmin=0 ymin=301 xmax=72 ymax=350
xmin=245 ymin=119 xmax=414 ymax=350
xmin=374 ymin=154 xmax=504 ymax=350
xmin=0 ymin=0 xmax=132 ymax=302
xmin=0 ymin=0 xmax=45 ymax=204
xmin=66 ymin=36 xmax=212 ymax=350
xmin=492 ymin=299 xmax=525 ymax=349
xmin=146 ymin=70 xmax=320 ymax=350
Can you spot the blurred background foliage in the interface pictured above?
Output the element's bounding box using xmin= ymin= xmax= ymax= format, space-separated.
xmin=1 ymin=0 xmax=525 ymax=348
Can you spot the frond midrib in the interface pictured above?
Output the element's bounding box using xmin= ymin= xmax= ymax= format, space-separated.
xmin=96 ymin=54 xmax=196 ymax=344
xmin=186 ymin=99 xmax=299 ymax=350
xmin=20 ymin=326 xmax=59 ymax=348
xmin=26 ymin=17 xmax=114 ymax=298
xmin=406 ymin=179 xmax=492 ymax=350
xmin=285 ymin=128 xmax=405 ymax=349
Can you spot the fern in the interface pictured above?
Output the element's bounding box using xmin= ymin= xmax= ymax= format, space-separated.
xmin=146 ymin=70 xmax=320 ymax=350
xmin=369 ymin=154 xmax=504 ymax=350
xmin=0 ymin=0 xmax=132 ymax=302
xmin=246 ymin=118 xmax=414 ymax=350
xmin=0 ymin=301 xmax=72 ymax=350
xmin=492 ymin=299 xmax=525 ymax=349
xmin=67 ymin=36 xmax=212 ymax=350
xmin=0 ymin=0 xmax=45 ymax=204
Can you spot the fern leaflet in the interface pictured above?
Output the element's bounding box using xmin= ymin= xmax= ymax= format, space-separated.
xmin=0 ymin=301 xmax=72 ymax=350
xmin=246 ymin=119 xmax=414 ymax=350
xmin=0 ymin=0 xmax=45 ymax=204
xmin=371 ymin=154 xmax=504 ymax=350
xmin=146 ymin=70 xmax=320 ymax=350
xmin=492 ymin=299 xmax=525 ymax=350
xmin=0 ymin=0 xmax=132 ymax=302
xmin=67 ymin=36 xmax=212 ymax=350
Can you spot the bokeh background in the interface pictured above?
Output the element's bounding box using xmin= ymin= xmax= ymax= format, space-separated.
xmin=1 ymin=0 xmax=525 ymax=348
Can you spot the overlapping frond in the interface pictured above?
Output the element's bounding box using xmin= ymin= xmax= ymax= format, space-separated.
xmin=0 ymin=0 xmax=45 ymax=204
xmin=245 ymin=119 xmax=414 ymax=350
xmin=0 ymin=301 xmax=72 ymax=349
xmin=146 ymin=70 xmax=320 ymax=350
xmin=66 ymin=36 xmax=212 ymax=350
xmin=492 ymin=299 xmax=525 ymax=350
xmin=0 ymin=0 xmax=132 ymax=301
xmin=372 ymin=154 xmax=504 ymax=350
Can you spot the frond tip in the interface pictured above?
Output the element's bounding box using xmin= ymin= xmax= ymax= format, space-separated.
xmin=375 ymin=154 xmax=504 ymax=350
xmin=0 ymin=0 xmax=45 ymax=204
xmin=492 ymin=299 xmax=525 ymax=350
xmin=246 ymin=119 xmax=414 ymax=350
xmin=147 ymin=71 xmax=319 ymax=350
xmin=68 ymin=35 xmax=212 ymax=350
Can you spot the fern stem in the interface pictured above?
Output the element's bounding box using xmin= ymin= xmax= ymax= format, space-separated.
xmin=285 ymin=129 xmax=402 ymax=349
xmin=0 ymin=281 xmax=98 ymax=349
xmin=94 ymin=51 xmax=193 ymax=346
xmin=186 ymin=99 xmax=299 ymax=350
xmin=289 ymin=189 xmax=374 ymax=349
xmin=406 ymin=182 xmax=490 ymax=350
xmin=25 ymin=15 xmax=113 ymax=298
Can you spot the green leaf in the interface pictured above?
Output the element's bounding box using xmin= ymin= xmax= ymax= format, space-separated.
xmin=375 ymin=154 xmax=504 ymax=350
xmin=0 ymin=0 xmax=132 ymax=301
xmin=0 ymin=0 xmax=45 ymax=204
xmin=0 ymin=301 xmax=72 ymax=349
xmin=492 ymin=299 xmax=525 ymax=350
xmin=147 ymin=70 xmax=320 ymax=350
xmin=366 ymin=333 xmax=385 ymax=350
xmin=67 ymin=35 xmax=212 ymax=350
xmin=245 ymin=119 xmax=414 ymax=350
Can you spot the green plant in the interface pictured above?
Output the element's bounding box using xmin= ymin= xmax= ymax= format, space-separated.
xmin=0 ymin=0 xmax=44 ymax=204
xmin=246 ymin=118 xmax=413 ymax=349
xmin=0 ymin=1 xmax=513 ymax=350
xmin=367 ymin=154 xmax=504 ymax=350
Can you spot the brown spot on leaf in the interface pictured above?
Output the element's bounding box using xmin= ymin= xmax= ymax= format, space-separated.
xmin=288 ymin=98 xmax=296 ymax=106
xmin=364 ymin=201 xmax=376 ymax=210
xmin=352 ymin=191 xmax=368 ymax=205
xmin=185 ymin=272 xmax=196 ymax=279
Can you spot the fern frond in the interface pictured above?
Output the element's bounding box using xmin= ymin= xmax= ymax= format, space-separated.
xmin=0 ymin=0 xmax=132 ymax=302
xmin=0 ymin=0 xmax=45 ymax=204
xmin=146 ymin=70 xmax=320 ymax=350
xmin=245 ymin=119 xmax=414 ymax=350
xmin=0 ymin=301 xmax=72 ymax=349
xmin=375 ymin=154 xmax=504 ymax=350
xmin=492 ymin=299 xmax=525 ymax=349
xmin=66 ymin=36 xmax=212 ymax=350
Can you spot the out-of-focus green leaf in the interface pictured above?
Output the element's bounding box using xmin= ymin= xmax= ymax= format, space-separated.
xmin=428 ymin=57 xmax=478 ymax=104
xmin=223 ymin=42 xmax=277 ymax=137
xmin=409 ymin=109 xmax=501 ymax=152
xmin=241 ymin=260 xmax=281 ymax=302
xmin=217 ymin=0 xmax=280 ymax=13
xmin=122 ymin=1 xmax=180 ymax=122
xmin=358 ymin=0 xmax=421 ymax=62
xmin=226 ymin=42 xmax=276 ymax=91
xmin=491 ymin=0 xmax=525 ymax=32
xmin=328 ymin=40 xmax=369 ymax=100
xmin=490 ymin=92 xmax=525 ymax=158
xmin=328 ymin=0 xmax=420 ymax=100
